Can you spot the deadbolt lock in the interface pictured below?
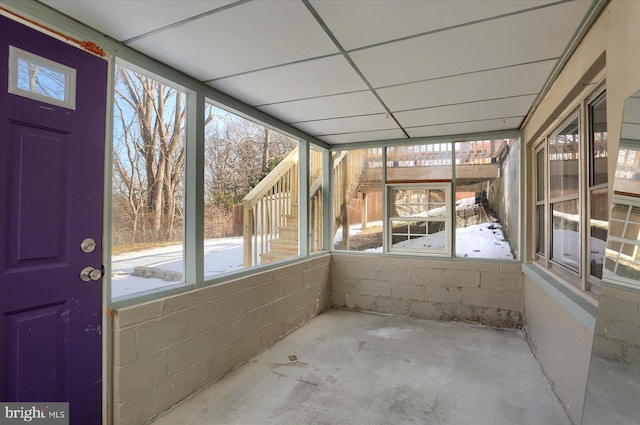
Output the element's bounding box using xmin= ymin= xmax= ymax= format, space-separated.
xmin=80 ymin=238 xmax=97 ymax=253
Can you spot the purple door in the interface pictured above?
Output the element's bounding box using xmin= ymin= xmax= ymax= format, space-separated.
xmin=0 ymin=16 xmax=106 ymax=424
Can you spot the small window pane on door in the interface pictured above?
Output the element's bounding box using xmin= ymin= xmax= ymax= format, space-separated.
xmin=9 ymin=46 xmax=76 ymax=109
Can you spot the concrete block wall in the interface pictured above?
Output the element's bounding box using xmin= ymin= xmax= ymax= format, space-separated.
xmin=593 ymin=284 xmax=640 ymax=365
xmin=112 ymin=254 xmax=331 ymax=425
xmin=331 ymin=253 xmax=524 ymax=329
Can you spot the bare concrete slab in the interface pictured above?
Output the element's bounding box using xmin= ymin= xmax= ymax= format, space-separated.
xmin=150 ymin=309 xmax=570 ymax=425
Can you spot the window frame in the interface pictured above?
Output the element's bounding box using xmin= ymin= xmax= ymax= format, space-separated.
xmin=386 ymin=182 xmax=452 ymax=257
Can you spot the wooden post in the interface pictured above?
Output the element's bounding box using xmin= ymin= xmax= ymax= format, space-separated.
xmin=361 ymin=192 xmax=368 ymax=230
xmin=342 ymin=157 xmax=349 ymax=249
xmin=243 ymin=200 xmax=252 ymax=267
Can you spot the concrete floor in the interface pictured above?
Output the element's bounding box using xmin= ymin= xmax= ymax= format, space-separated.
xmin=150 ymin=310 xmax=571 ymax=425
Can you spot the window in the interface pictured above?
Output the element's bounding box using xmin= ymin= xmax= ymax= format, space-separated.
xmin=8 ymin=46 xmax=76 ymax=109
xmin=332 ymin=148 xmax=383 ymax=252
xmin=455 ymin=140 xmax=518 ymax=260
xmin=203 ymin=103 xmax=299 ymax=278
xmin=333 ymin=140 xmax=521 ymax=259
xmin=605 ymin=199 xmax=640 ymax=287
xmin=588 ymin=92 xmax=608 ymax=283
xmin=534 ymin=89 xmax=608 ymax=292
xmin=387 ymin=184 xmax=451 ymax=255
xmin=549 ymin=116 xmax=581 ymax=273
xmin=111 ymin=65 xmax=186 ymax=299
xmin=309 ymin=146 xmax=324 ymax=253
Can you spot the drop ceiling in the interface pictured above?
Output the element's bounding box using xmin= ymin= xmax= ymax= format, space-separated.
xmin=39 ymin=0 xmax=597 ymax=144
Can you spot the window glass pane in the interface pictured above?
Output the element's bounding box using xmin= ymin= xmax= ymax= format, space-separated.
xmin=455 ymin=139 xmax=519 ymax=260
xmin=203 ymin=103 xmax=298 ymax=277
xmin=387 ymin=143 xmax=452 ymax=181
xmin=17 ymin=57 xmax=66 ymax=101
xmin=111 ymin=65 xmax=186 ymax=299
xmin=333 ymin=149 xmax=383 ymax=252
xmin=549 ymin=117 xmax=580 ymax=199
xmin=309 ymin=146 xmax=324 ymax=253
xmin=9 ymin=46 xmax=75 ymax=109
xmin=589 ymin=189 xmax=608 ymax=279
xmin=590 ymin=94 xmax=608 ymax=186
xmin=536 ymin=205 xmax=545 ymax=255
xmin=536 ymin=148 xmax=545 ymax=201
xmin=551 ymin=199 xmax=580 ymax=272
xmin=605 ymin=202 xmax=640 ymax=285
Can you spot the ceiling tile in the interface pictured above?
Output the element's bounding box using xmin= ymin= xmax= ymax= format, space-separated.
xmin=295 ymin=114 xmax=397 ymax=135
xmin=258 ymin=91 xmax=385 ymax=123
xmin=41 ymin=0 xmax=233 ymax=41
xmin=394 ymin=95 xmax=537 ymax=128
xmin=208 ymin=56 xmax=367 ymax=106
xmin=128 ymin=0 xmax=338 ymax=80
xmin=350 ymin=1 xmax=592 ymax=88
xmin=406 ymin=117 xmax=523 ymax=138
xmin=320 ymin=129 xmax=406 ymax=144
xmin=311 ymin=0 xmax=555 ymax=51
xmin=378 ymin=60 xmax=555 ymax=113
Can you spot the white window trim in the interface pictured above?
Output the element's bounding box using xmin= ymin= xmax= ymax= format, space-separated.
xmin=8 ymin=46 xmax=77 ymax=110
xmin=386 ymin=183 xmax=452 ymax=257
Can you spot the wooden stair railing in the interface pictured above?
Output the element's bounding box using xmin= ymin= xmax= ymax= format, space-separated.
xmin=243 ymin=149 xmax=299 ymax=267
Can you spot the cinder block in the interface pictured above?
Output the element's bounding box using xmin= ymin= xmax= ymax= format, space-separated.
xmin=408 ymin=267 xmax=443 ymax=286
xmin=135 ymin=319 xmax=161 ymax=358
xmin=332 ymin=277 xmax=359 ymax=294
xmin=391 ymin=257 xmax=425 ymax=267
xmin=303 ymin=266 xmax=321 ymax=286
xmin=376 ymin=298 xmax=408 ymax=316
xmin=599 ymin=297 xmax=638 ymax=324
xmin=231 ymin=303 xmax=274 ymax=339
xmin=443 ymin=269 xmax=480 ymax=288
xmin=461 ymin=288 xmax=501 ymax=309
xmin=332 ymin=292 xmax=347 ymax=307
xmin=441 ymin=304 xmax=480 ymax=323
xmin=114 ymin=386 xmax=156 ymax=425
xmin=274 ymin=287 xmax=310 ymax=318
xmin=500 ymin=290 xmax=524 ymax=312
xmin=624 ymin=343 xmax=640 ymax=366
xmin=154 ymin=367 xmax=195 ymax=417
xmin=192 ymin=346 xmax=233 ymax=391
xmin=230 ymin=284 xmax=270 ymax=316
xmin=191 ymin=297 xmax=233 ymax=335
xmin=230 ymin=331 xmax=262 ymax=368
xmin=457 ymin=261 xmax=500 ymax=272
xmin=499 ymin=263 xmax=523 ymax=274
xmin=592 ymin=335 xmax=624 ymax=361
xmin=423 ymin=259 xmax=444 ymax=268
xmin=480 ymin=271 xmax=522 ymax=291
xmin=162 ymin=291 xmax=198 ymax=315
xmin=115 ymin=326 xmax=136 ymax=366
xmin=346 ymin=262 xmax=379 ymax=280
xmin=117 ymin=350 xmax=168 ymax=401
xmin=391 ymin=282 xmax=426 ymax=301
xmin=345 ymin=293 xmax=377 ymax=311
xmin=331 ymin=261 xmax=348 ymax=278
xmin=158 ymin=310 xmax=193 ymax=348
xmin=261 ymin=318 xmax=286 ymax=348
xmin=426 ymin=286 xmax=462 ymax=304
xmin=360 ymin=279 xmax=392 ymax=297
xmin=408 ymin=301 xmax=441 ymax=320
xmin=195 ymin=287 xmax=215 ymax=304
xmin=117 ymin=300 xmax=163 ymax=327
xmin=375 ymin=264 xmax=407 ymax=283
xmin=282 ymin=273 xmax=305 ymax=295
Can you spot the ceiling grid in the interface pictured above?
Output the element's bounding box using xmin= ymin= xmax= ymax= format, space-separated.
xmin=39 ymin=0 xmax=599 ymax=144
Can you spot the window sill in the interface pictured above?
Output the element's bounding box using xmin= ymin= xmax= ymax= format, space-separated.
xmin=522 ymin=263 xmax=597 ymax=333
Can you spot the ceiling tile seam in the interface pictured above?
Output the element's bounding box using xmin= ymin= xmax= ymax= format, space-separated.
xmin=202 ymin=1 xmax=568 ymax=83
xmin=254 ymin=89 xmax=370 ymax=108
xmin=285 ymin=93 xmax=537 ymax=125
xmin=374 ymin=58 xmax=560 ymax=91
xmin=301 ymin=0 xmax=408 ymax=138
xmin=391 ymin=93 xmax=539 ymax=114
xmin=345 ymin=0 xmax=572 ymax=54
xmin=203 ymin=52 xmax=342 ymax=84
xmin=403 ymin=115 xmax=525 ymax=130
xmin=122 ymin=0 xmax=253 ymax=44
xmin=252 ymin=58 xmax=557 ymax=108
xmin=317 ymin=127 xmax=403 ymax=137
xmin=291 ymin=113 xmax=391 ymax=125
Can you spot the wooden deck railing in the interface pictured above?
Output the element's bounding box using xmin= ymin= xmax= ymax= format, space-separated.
xmin=243 ymin=149 xmax=299 ymax=267
xmin=332 ymin=149 xmax=367 ymax=249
